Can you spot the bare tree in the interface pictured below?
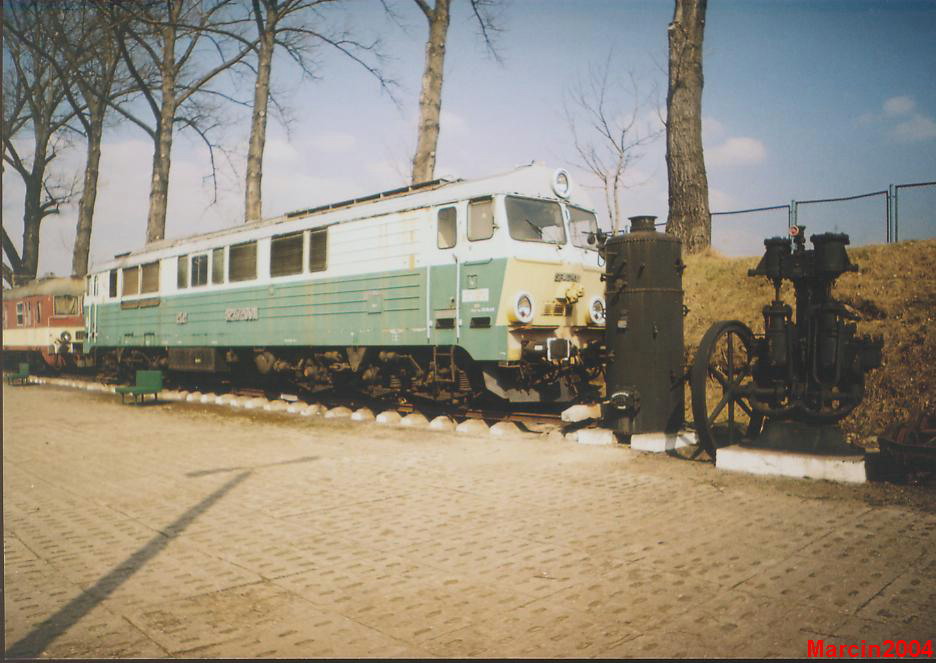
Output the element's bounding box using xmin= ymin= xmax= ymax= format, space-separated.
xmin=101 ymin=0 xmax=257 ymax=244
xmin=565 ymin=56 xmax=662 ymax=234
xmin=27 ymin=5 xmax=129 ymax=277
xmin=243 ymin=0 xmax=393 ymax=222
xmin=665 ymin=0 xmax=710 ymax=253
xmin=2 ymin=2 xmax=79 ymax=284
xmin=405 ymin=0 xmax=502 ymax=184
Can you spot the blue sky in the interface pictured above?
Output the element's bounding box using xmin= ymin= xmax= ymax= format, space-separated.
xmin=3 ymin=0 xmax=935 ymax=274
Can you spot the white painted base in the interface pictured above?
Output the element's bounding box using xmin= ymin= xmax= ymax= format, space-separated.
xmin=575 ymin=428 xmax=617 ymax=446
xmin=716 ymin=446 xmax=866 ymax=484
xmin=631 ymin=431 xmax=697 ymax=453
xmin=561 ymin=403 xmax=601 ymax=423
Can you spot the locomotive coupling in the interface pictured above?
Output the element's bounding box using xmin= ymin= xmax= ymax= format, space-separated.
xmin=521 ymin=337 xmax=575 ymax=362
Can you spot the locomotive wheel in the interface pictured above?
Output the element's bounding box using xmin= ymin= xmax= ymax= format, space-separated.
xmin=690 ymin=321 xmax=761 ymax=460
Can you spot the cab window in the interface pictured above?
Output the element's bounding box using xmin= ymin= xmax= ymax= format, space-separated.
xmin=468 ymin=197 xmax=494 ymax=241
xmin=506 ymin=196 xmax=565 ymax=244
xmin=437 ymin=207 xmax=457 ymax=249
xmin=53 ymin=295 xmax=79 ymax=315
xmin=568 ymin=206 xmax=599 ymax=250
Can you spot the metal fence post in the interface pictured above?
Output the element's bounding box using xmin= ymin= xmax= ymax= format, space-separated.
xmin=893 ymin=184 xmax=899 ymax=242
xmin=886 ymin=185 xmax=893 ymax=243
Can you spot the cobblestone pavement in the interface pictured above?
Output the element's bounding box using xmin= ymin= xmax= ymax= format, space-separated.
xmin=3 ymin=385 xmax=934 ymax=658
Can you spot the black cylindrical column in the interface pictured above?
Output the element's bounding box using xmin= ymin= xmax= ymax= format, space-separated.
xmin=603 ymin=216 xmax=685 ymax=434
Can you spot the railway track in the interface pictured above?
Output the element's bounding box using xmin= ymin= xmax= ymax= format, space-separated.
xmin=36 ymin=370 xmax=577 ymax=434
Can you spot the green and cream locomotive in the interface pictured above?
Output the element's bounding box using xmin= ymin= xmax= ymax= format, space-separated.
xmin=83 ymin=162 xmax=607 ymax=404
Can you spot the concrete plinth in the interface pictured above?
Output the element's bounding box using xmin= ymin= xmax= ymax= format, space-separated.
xmin=716 ymin=445 xmax=867 ymax=484
xmin=561 ymin=403 xmax=601 ymax=423
xmin=631 ymin=431 xmax=697 ymax=453
xmin=574 ymin=428 xmax=617 ymax=445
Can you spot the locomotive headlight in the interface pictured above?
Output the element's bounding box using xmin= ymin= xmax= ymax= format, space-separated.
xmin=511 ymin=292 xmax=535 ymax=324
xmin=587 ymin=295 xmax=606 ymax=325
xmin=552 ymin=168 xmax=571 ymax=198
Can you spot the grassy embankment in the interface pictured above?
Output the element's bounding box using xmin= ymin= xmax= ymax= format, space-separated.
xmin=682 ymin=239 xmax=935 ymax=445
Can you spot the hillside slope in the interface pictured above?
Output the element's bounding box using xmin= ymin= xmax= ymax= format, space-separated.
xmin=682 ymin=239 xmax=936 ymax=443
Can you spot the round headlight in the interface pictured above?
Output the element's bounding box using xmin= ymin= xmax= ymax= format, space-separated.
xmin=512 ymin=292 xmax=535 ymax=324
xmin=587 ymin=295 xmax=605 ymax=325
xmin=552 ymin=169 xmax=570 ymax=198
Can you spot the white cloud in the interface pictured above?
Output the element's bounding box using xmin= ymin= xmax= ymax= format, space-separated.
xmin=708 ymin=187 xmax=737 ymax=211
xmin=440 ymin=110 xmax=468 ymax=136
xmin=702 ymin=116 xmax=726 ymax=141
xmin=884 ymin=95 xmax=915 ymax=116
xmin=706 ymin=136 xmax=767 ymax=167
xmin=856 ymin=95 xmax=936 ymax=142
xmin=893 ymin=113 xmax=936 ymax=142
xmin=305 ymin=131 xmax=357 ymax=154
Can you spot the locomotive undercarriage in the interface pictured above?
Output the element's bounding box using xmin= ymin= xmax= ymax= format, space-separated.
xmin=97 ymin=343 xmax=603 ymax=406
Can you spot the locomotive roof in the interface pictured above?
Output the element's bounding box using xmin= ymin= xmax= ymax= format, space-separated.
xmin=94 ymin=162 xmax=594 ymax=271
xmin=2 ymin=276 xmax=84 ymax=299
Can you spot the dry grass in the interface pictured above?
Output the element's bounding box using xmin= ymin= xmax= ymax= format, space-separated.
xmin=682 ymin=238 xmax=936 ymax=442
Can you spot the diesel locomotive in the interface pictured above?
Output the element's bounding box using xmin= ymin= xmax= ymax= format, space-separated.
xmin=2 ymin=276 xmax=91 ymax=371
xmin=81 ymin=163 xmax=608 ymax=404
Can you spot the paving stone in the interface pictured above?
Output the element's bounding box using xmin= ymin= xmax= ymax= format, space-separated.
xmin=4 ymin=386 xmax=934 ymax=660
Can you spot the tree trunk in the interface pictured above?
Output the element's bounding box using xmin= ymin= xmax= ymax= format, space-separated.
xmin=145 ymin=24 xmax=177 ymax=244
xmin=244 ymin=26 xmax=275 ymax=223
xmin=411 ymin=0 xmax=450 ymax=184
xmin=19 ymin=123 xmax=51 ymax=282
xmin=71 ymin=102 xmax=105 ymax=276
xmin=20 ymin=173 xmax=43 ymax=282
xmin=665 ymin=0 xmax=710 ymax=253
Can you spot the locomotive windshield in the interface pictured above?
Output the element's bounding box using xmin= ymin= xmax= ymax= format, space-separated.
xmin=506 ymin=196 xmax=566 ymax=244
xmin=568 ymin=206 xmax=598 ymax=250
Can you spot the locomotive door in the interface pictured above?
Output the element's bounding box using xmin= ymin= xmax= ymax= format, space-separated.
xmin=429 ymin=204 xmax=464 ymax=346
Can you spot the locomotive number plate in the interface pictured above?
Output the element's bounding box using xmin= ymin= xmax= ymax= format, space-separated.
xmin=225 ymin=307 xmax=259 ymax=322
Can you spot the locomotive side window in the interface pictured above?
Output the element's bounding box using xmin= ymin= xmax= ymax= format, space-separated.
xmin=270 ymin=232 xmax=303 ymax=277
xmin=177 ymin=255 xmax=189 ymax=288
xmin=141 ymin=261 xmax=160 ymax=293
xmin=506 ymin=196 xmax=565 ymax=244
xmin=568 ymin=206 xmax=599 ymax=250
xmin=191 ymin=254 xmax=209 ymax=287
xmin=16 ymin=303 xmax=24 ymax=325
xmin=437 ymin=207 xmax=457 ymax=249
xmin=54 ymin=295 xmax=79 ymax=315
xmin=230 ymin=241 xmax=258 ymax=282
xmin=109 ymin=270 xmax=118 ymax=298
xmin=212 ymin=247 xmax=225 ymax=284
xmin=309 ymin=228 xmax=327 ymax=273
xmin=468 ymin=197 xmax=494 ymax=241
xmin=122 ymin=266 xmax=140 ymax=296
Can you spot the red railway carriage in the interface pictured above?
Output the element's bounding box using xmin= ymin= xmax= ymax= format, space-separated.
xmin=2 ymin=277 xmax=89 ymax=371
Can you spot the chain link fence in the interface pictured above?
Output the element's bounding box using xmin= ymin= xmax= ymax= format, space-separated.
xmin=709 ymin=180 xmax=935 ymax=256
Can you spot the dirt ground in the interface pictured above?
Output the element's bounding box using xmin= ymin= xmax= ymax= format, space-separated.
xmin=3 ymin=384 xmax=935 ymax=658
